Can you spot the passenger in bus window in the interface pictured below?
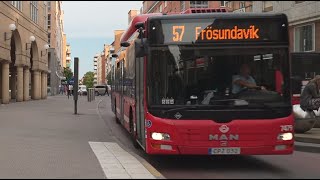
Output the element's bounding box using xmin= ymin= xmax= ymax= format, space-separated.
xmin=300 ymin=75 xmax=320 ymax=111
xmin=232 ymin=64 xmax=266 ymax=94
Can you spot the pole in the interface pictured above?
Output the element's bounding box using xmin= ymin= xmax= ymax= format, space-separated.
xmin=74 ymin=57 xmax=79 ymax=114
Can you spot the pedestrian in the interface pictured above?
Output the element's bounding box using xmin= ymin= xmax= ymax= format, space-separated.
xmin=59 ymin=85 xmax=64 ymax=95
xmin=64 ymin=85 xmax=68 ymax=95
xmin=105 ymin=85 xmax=109 ymax=96
xmin=300 ymin=75 xmax=320 ymax=111
xmin=69 ymin=84 xmax=73 ymax=96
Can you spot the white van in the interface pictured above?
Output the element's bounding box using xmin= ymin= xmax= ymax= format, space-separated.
xmin=78 ymin=85 xmax=87 ymax=95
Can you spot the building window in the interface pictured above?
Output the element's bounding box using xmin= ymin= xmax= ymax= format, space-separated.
xmin=11 ymin=1 xmax=22 ymax=11
xmin=30 ymin=1 xmax=38 ymax=23
xmin=48 ymin=14 xmax=51 ymax=29
xmin=165 ymin=1 xmax=167 ymax=7
xmin=263 ymin=1 xmax=273 ymax=12
xmin=220 ymin=1 xmax=226 ymax=7
xmin=180 ymin=1 xmax=185 ymax=11
xmin=294 ymin=24 xmax=315 ymax=52
xmin=240 ymin=1 xmax=245 ymax=8
xmin=225 ymin=1 xmax=232 ymax=8
xmin=190 ymin=1 xmax=209 ymax=8
xmin=44 ymin=1 xmax=47 ymax=30
xmin=48 ymin=33 xmax=51 ymax=44
xmin=160 ymin=4 xmax=163 ymax=12
xmin=47 ymin=1 xmax=51 ymax=11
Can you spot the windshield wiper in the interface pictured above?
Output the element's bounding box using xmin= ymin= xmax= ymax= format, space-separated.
xmin=208 ymin=99 xmax=249 ymax=106
xmin=161 ymin=106 xmax=198 ymax=118
xmin=161 ymin=106 xmax=198 ymax=113
xmin=252 ymin=102 xmax=291 ymax=113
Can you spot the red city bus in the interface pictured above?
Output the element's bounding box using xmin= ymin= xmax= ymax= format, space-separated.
xmin=111 ymin=9 xmax=294 ymax=155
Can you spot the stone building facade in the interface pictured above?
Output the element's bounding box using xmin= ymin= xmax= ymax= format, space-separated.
xmin=0 ymin=1 xmax=49 ymax=104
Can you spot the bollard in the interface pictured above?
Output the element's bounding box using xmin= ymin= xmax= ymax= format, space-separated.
xmin=88 ymin=88 xmax=92 ymax=102
xmin=87 ymin=88 xmax=95 ymax=102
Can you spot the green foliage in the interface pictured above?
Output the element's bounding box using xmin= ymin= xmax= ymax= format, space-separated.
xmin=63 ymin=67 xmax=73 ymax=81
xmin=83 ymin=71 xmax=94 ymax=88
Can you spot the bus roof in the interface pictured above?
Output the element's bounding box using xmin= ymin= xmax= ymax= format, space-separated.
xmin=120 ymin=10 xmax=287 ymax=43
xmin=120 ymin=8 xmax=229 ymax=43
xmin=120 ymin=13 xmax=162 ymax=42
xmin=147 ymin=12 xmax=288 ymax=21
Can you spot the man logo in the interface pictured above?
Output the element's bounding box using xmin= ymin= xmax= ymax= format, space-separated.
xmin=220 ymin=141 xmax=228 ymax=146
xmin=219 ymin=125 xmax=229 ymax=133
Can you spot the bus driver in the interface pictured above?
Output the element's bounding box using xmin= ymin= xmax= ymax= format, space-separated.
xmin=232 ymin=64 xmax=266 ymax=94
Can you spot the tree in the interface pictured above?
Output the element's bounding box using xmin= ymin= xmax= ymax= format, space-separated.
xmin=83 ymin=71 xmax=94 ymax=88
xmin=63 ymin=67 xmax=73 ymax=82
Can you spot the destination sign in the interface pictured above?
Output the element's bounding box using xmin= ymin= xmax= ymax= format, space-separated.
xmin=148 ymin=17 xmax=288 ymax=45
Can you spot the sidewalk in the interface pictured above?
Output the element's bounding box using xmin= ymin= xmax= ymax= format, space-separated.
xmin=295 ymin=128 xmax=320 ymax=144
xmin=0 ymin=95 xmax=159 ymax=178
xmin=295 ymin=128 xmax=320 ymax=153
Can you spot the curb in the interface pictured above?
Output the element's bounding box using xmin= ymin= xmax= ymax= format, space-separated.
xmin=295 ymin=136 xmax=320 ymax=144
xmin=96 ymin=99 xmax=166 ymax=179
xmin=294 ymin=141 xmax=320 ymax=154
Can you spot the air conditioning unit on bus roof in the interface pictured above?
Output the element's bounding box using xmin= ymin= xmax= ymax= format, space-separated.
xmin=181 ymin=8 xmax=228 ymax=14
xmin=233 ymin=8 xmax=246 ymax=13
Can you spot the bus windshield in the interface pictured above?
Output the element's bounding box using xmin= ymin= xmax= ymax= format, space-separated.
xmin=147 ymin=45 xmax=290 ymax=108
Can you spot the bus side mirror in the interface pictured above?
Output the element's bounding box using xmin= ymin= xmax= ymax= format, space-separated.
xmin=121 ymin=41 xmax=130 ymax=47
xmin=135 ymin=22 xmax=144 ymax=30
xmin=135 ymin=38 xmax=148 ymax=58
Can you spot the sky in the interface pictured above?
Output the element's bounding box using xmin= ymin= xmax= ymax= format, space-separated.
xmin=62 ymin=1 xmax=142 ymax=78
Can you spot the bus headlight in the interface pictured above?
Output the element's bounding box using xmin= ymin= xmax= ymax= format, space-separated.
xmin=277 ymin=133 xmax=293 ymax=141
xmin=151 ymin=132 xmax=171 ymax=140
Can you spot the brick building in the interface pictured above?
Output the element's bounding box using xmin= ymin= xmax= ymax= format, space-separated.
xmin=253 ymin=1 xmax=320 ymax=53
xmin=141 ymin=1 xmax=253 ymax=14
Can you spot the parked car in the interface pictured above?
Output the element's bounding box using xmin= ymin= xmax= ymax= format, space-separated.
xmin=94 ymin=85 xmax=108 ymax=96
xmin=78 ymin=85 xmax=87 ymax=96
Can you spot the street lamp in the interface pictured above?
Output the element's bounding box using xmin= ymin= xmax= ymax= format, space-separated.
xmin=4 ymin=23 xmax=16 ymax=41
xmin=26 ymin=35 xmax=36 ymax=50
xmin=41 ymin=44 xmax=50 ymax=56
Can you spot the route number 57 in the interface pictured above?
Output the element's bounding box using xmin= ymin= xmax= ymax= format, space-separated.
xmin=172 ymin=26 xmax=185 ymax=42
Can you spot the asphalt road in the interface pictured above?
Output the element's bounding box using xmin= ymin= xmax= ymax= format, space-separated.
xmin=99 ymin=96 xmax=320 ymax=179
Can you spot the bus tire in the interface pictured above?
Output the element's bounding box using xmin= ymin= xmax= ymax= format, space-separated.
xmin=115 ymin=100 xmax=120 ymax=124
xmin=130 ymin=109 xmax=140 ymax=149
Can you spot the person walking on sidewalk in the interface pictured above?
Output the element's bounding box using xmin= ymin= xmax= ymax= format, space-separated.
xmin=300 ymin=75 xmax=320 ymax=111
xmin=59 ymin=85 xmax=64 ymax=95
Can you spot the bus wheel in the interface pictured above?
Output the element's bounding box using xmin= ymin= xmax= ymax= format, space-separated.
xmin=115 ymin=100 xmax=120 ymax=124
xmin=130 ymin=109 xmax=140 ymax=149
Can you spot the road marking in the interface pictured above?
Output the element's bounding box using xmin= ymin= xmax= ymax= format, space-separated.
xmin=95 ymin=99 xmax=165 ymax=179
xmin=89 ymin=142 xmax=156 ymax=179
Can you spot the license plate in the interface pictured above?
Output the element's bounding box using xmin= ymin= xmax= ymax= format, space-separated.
xmin=209 ymin=147 xmax=241 ymax=155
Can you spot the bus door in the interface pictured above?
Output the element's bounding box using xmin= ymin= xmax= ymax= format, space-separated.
xmin=135 ymin=57 xmax=146 ymax=148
